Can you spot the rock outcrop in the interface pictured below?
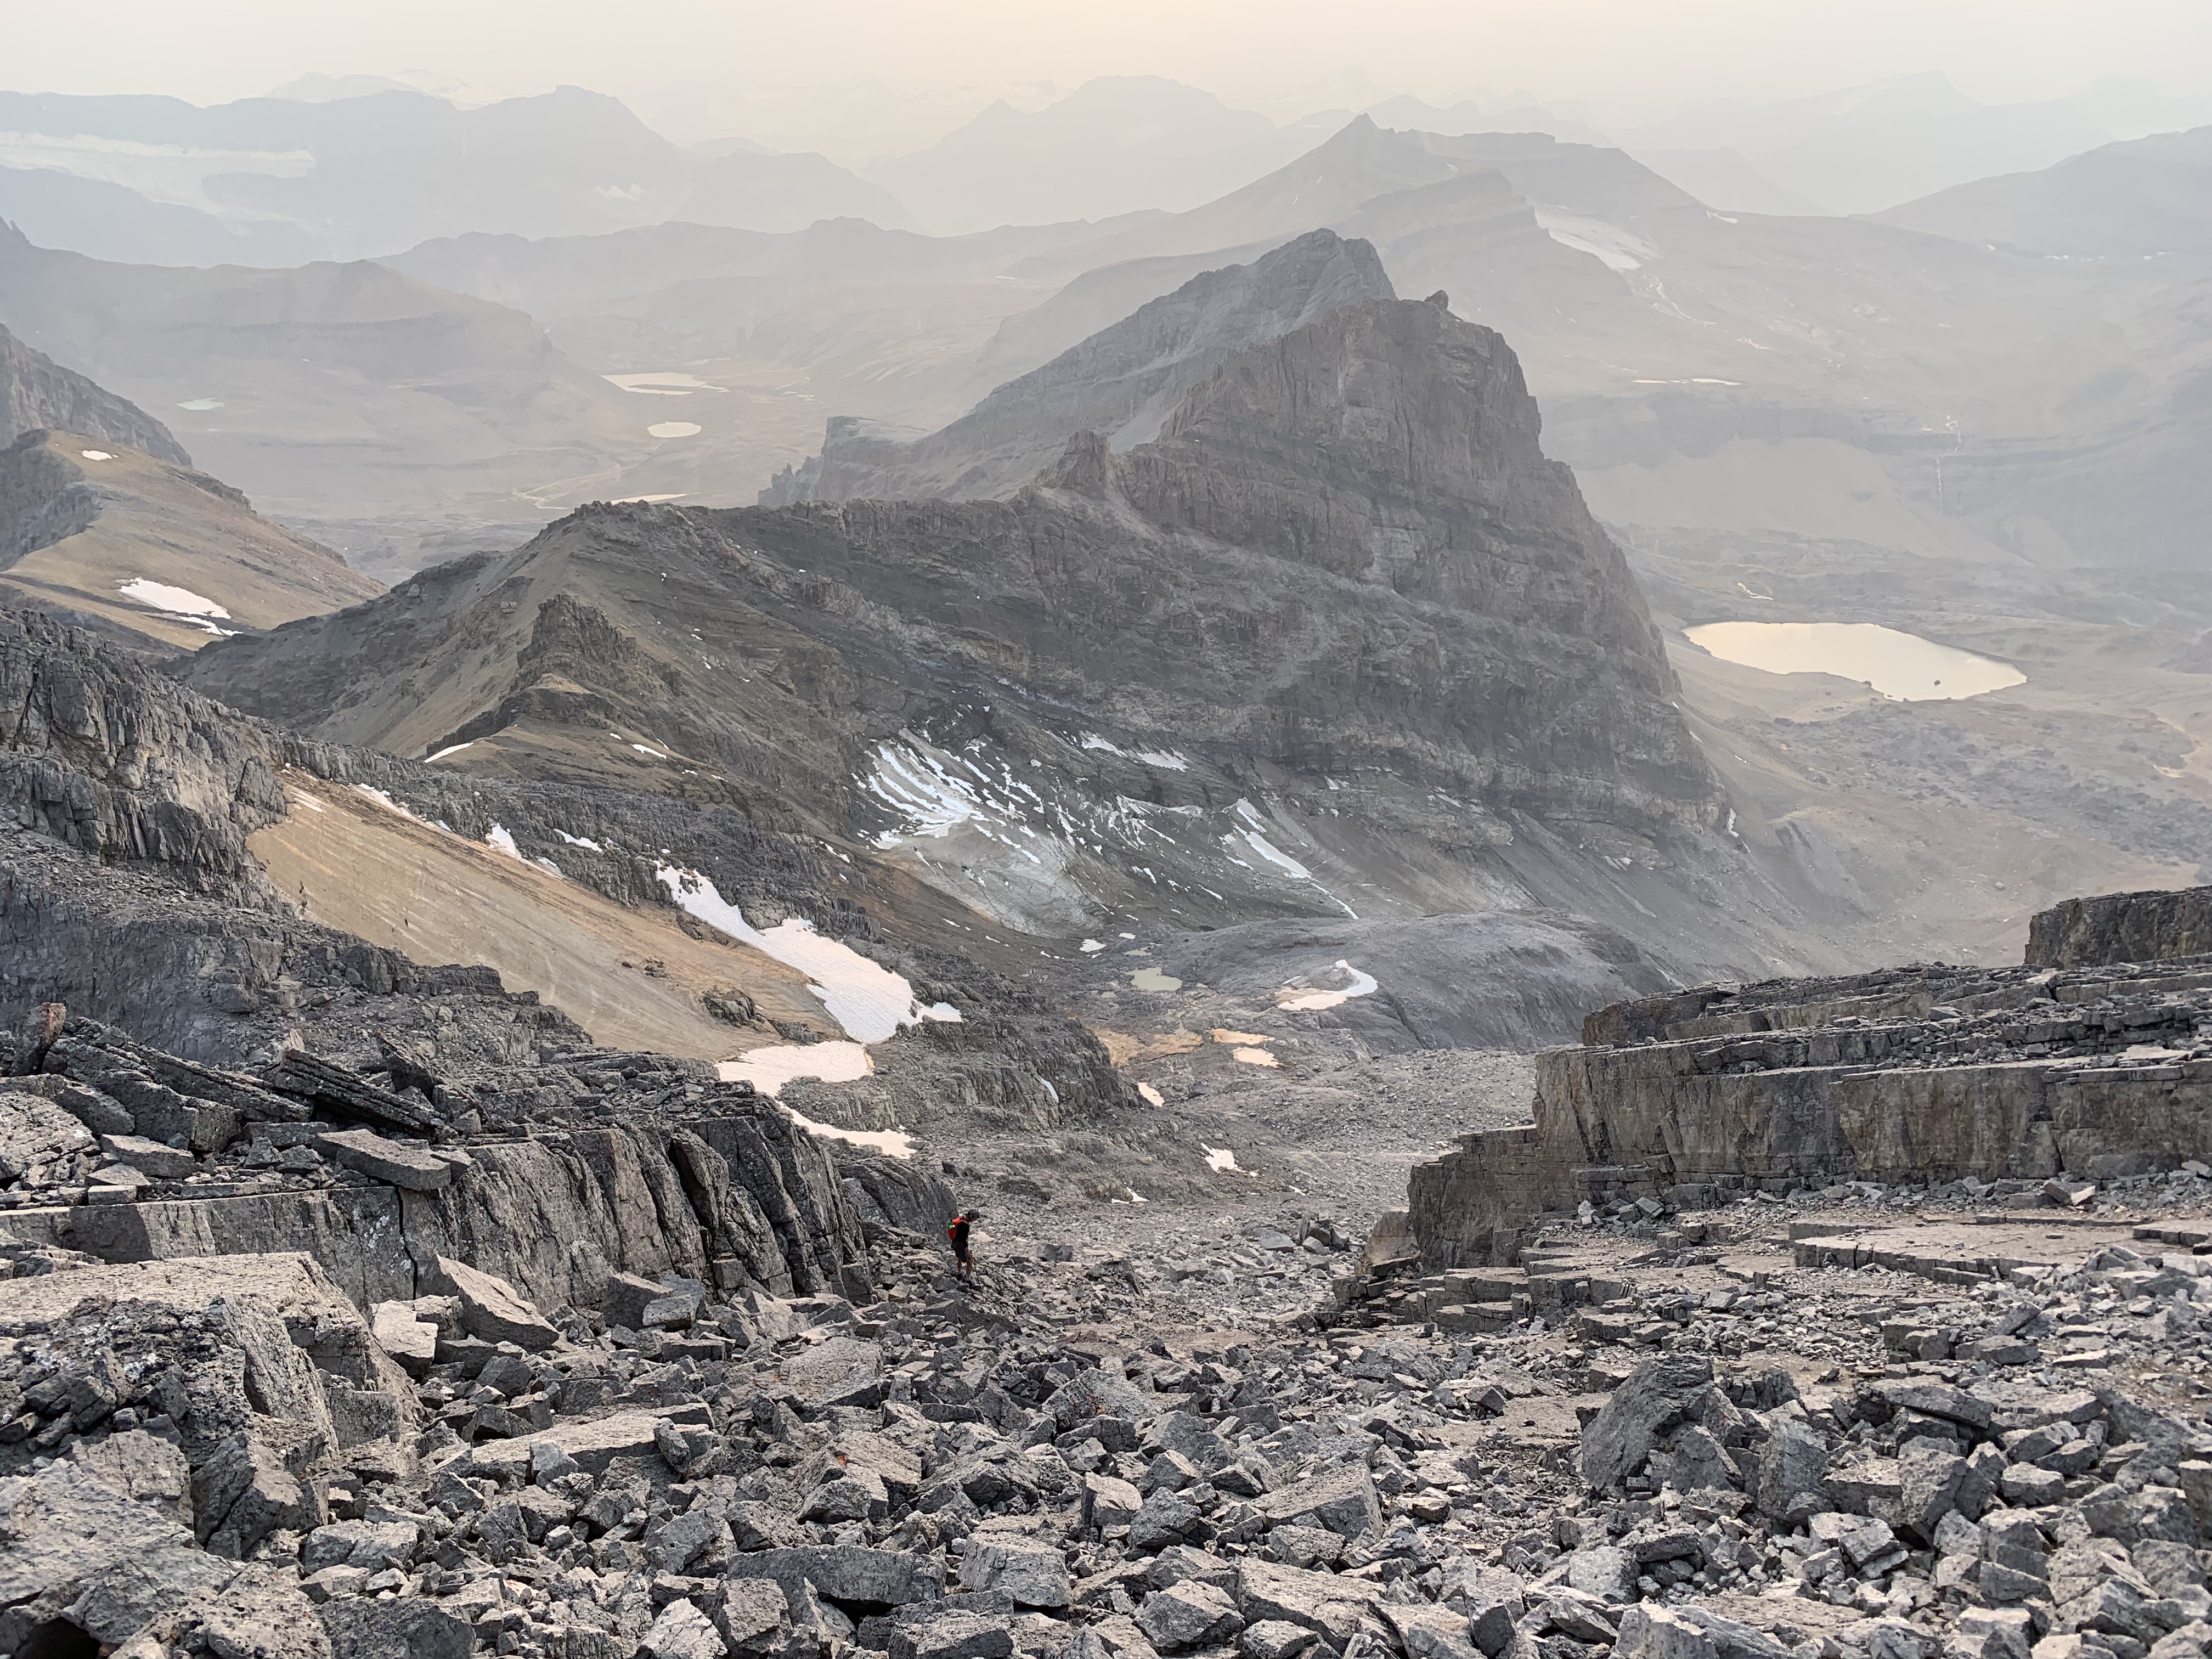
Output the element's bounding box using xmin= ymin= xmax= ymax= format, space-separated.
xmin=0 ymin=322 xmax=188 ymax=465
xmin=1407 ymin=885 xmax=2212 ymax=1267
xmin=0 ymin=1009 xmax=871 ymax=1314
xmin=2028 ymin=882 xmax=2212 ymax=969
xmin=760 ymin=230 xmax=1395 ymax=506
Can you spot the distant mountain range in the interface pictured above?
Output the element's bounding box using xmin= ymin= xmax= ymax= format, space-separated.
xmin=0 ymin=86 xmax=911 ymax=264
xmin=8 ymin=70 xmax=2201 ymax=272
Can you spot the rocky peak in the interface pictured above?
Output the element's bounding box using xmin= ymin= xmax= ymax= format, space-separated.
xmin=760 ymin=228 xmax=1395 ymax=506
xmin=1106 ymin=294 xmax=1681 ymax=707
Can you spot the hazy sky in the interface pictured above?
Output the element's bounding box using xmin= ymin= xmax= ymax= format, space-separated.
xmin=11 ymin=0 xmax=2210 ymax=119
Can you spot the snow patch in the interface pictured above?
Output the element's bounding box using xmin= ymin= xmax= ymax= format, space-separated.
xmin=117 ymin=578 xmax=236 ymax=636
xmin=425 ymin=742 xmax=475 ymax=764
xmin=554 ymin=830 xmax=604 ymax=851
xmin=1532 ymin=207 xmax=1656 ymax=271
xmin=1080 ymin=939 xmax=1107 ymax=953
xmin=718 ymin=1042 xmax=874 ymax=1097
xmin=1136 ymin=1082 xmax=1164 ymax=1107
xmin=1232 ymin=1047 xmax=1279 ymax=1068
xmin=1277 ymin=960 xmax=1380 ymax=1012
xmin=1203 ymin=1146 xmax=1242 ymax=1173
xmin=646 ymin=421 xmax=701 ymax=439
xmin=79 ymin=450 xmax=113 ymax=461
xmin=484 ymin=823 xmax=523 ymax=860
xmin=658 ymin=865 xmax=957 ymax=1040
xmin=631 ymin=743 xmax=670 ymax=759
xmin=780 ymin=1105 xmax=913 ymax=1158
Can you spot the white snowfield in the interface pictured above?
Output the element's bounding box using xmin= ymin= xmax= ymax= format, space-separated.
xmin=119 ymin=579 xmax=228 ymax=618
xmin=657 ymin=866 xmax=956 ymax=1146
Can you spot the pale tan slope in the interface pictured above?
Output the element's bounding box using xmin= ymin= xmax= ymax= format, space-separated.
xmin=0 ymin=431 xmax=382 ymax=650
xmin=250 ymin=775 xmax=837 ymax=1059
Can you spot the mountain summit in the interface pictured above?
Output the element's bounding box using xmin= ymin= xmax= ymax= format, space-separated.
xmin=184 ymin=293 xmax=1770 ymax=970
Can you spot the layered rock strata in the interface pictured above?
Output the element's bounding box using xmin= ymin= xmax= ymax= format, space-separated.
xmin=0 ymin=1009 xmax=871 ymax=1314
xmin=1409 ymin=885 xmax=2212 ymax=1267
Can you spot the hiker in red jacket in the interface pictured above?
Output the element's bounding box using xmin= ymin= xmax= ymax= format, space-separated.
xmin=948 ymin=1210 xmax=980 ymax=1280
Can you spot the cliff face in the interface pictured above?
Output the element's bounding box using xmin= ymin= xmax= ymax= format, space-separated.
xmin=761 ymin=230 xmax=1396 ymax=505
xmin=0 ymin=323 xmax=189 ymax=465
xmin=185 ymin=295 xmax=1762 ymax=968
xmin=2025 ymin=882 xmax=2212 ymax=968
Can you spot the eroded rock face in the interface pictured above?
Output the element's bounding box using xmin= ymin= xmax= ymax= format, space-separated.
xmin=0 ymin=1012 xmax=872 ymax=1315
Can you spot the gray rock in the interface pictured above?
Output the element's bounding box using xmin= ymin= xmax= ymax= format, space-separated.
xmin=300 ymin=1519 xmax=417 ymax=1573
xmin=1613 ymin=1603 xmax=1793 ymax=1659
xmin=433 ymin=1254 xmax=558 ymax=1350
xmin=1666 ymin=1425 xmax=1740 ymax=1494
xmin=890 ymin=1611 xmax=1018 ymax=1659
xmin=741 ymin=1544 xmax=946 ymax=1606
xmin=97 ymin=1130 xmax=196 ymax=1178
xmin=1240 ymin=1621 xmax=1319 ymax=1659
xmin=369 ymin=1301 xmax=437 ymax=1371
xmin=1130 ymin=1487 xmax=1207 ymax=1551
xmin=1438 ymin=1561 xmax=1526 ymax=1658
xmin=1139 ymin=1581 xmax=1244 ymax=1651
xmin=1898 ymin=1439 xmax=1969 ymax=1543
xmin=1956 ymin=1609 xmax=2035 ymax=1659
xmin=1565 ymin=1545 xmax=1637 ymax=1602
xmin=192 ymin=1431 xmax=326 ymax=1559
xmin=319 ymin=1599 xmax=473 ymax=1659
xmin=1084 ymin=1471 xmax=1145 ymax=1530
xmin=1233 ymin=1558 xmax=1381 ymax=1644
xmin=1381 ymin=1604 xmax=1481 ymax=1659
xmin=0 ymin=1089 xmax=97 ymax=1178
xmin=314 ymin=1127 xmax=452 ymax=1190
xmin=603 ymin=1269 xmax=675 ymax=1330
xmin=646 ymin=1598 xmax=732 ymax=1659
xmin=1582 ymin=1355 xmax=1715 ymax=1491
xmin=1252 ymin=1464 xmax=1381 ymax=1539
xmin=173 ymin=1566 xmax=334 ymax=1659
xmin=717 ymin=1579 xmax=792 ymax=1650
xmin=961 ymin=1537 xmax=1071 ymax=1608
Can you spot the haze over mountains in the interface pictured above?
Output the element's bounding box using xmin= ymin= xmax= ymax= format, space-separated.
xmin=0 ymin=44 xmax=2207 ymax=1015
